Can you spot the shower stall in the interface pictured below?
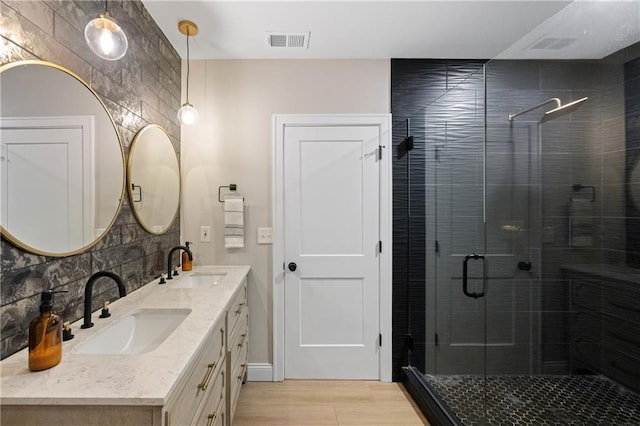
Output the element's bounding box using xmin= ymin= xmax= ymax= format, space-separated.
xmin=394 ymin=2 xmax=640 ymax=424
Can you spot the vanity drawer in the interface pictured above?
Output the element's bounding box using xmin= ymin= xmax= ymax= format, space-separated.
xmin=227 ymin=279 xmax=247 ymax=333
xmin=167 ymin=320 xmax=226 ymax=426
xmin=195 ymin=366 xmax=225 ymax=426
xmin=229 ymin=310 xmax=249 ymax=367
xmin=229 ymin=345 xmax=248 ymax=425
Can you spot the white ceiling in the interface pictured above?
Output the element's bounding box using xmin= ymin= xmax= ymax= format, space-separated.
xmin=141 ymin=1 xmax=640 ymax=60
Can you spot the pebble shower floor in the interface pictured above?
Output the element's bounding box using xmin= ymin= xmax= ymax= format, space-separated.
xmin=424 ymin=374 xmax=640 ymax=425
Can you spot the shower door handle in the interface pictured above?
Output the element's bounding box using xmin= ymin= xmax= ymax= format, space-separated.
xmin=462 ymin=254 xmax=485 ymax=299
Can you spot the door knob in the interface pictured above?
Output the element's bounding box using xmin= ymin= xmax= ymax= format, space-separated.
xmin=288 ymin=262 xmax=297 ymax=272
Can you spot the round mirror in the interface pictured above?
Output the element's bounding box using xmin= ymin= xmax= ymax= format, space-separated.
xmin=127 ymin=125 xmax=180 ymax=234
xmin=0 ymin=60 xmax=125 ymax=256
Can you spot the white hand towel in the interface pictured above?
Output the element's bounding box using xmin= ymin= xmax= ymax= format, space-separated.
xmin=570 ymin=198 xmax=593 ymax=247
xmin=224 ymin=198 xmax=244 ymax=248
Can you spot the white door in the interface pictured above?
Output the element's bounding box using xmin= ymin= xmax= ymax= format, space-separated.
xmin=282 ymin=123 xmax=382 ymax=379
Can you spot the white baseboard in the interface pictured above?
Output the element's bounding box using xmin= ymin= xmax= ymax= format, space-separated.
xmin=247 ymin=363 xmax=273 ymax=382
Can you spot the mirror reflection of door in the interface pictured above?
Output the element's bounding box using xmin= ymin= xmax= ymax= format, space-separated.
xmin=1 ymin=117 xmax=94 ymax=253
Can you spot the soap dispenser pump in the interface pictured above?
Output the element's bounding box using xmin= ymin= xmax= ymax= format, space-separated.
xmin=28 ymin=290 xmax=64 ymax=372
xmin=182 ymin=241 xmax=193 ymax=271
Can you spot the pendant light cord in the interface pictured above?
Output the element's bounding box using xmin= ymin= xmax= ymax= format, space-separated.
xmin=185 ymin=27 xmax=191 ymax=104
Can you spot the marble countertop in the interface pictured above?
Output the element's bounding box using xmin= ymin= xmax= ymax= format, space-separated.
xmin=0 ymin=265 xmax=250 ymax=406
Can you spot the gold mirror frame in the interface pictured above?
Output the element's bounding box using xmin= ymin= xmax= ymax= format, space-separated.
xmin=127 ymin=124 xmax=180 ymax=235
xmin=0 ymin=60 xmax=126 ymax=257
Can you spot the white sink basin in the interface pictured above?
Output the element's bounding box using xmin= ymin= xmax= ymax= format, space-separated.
xmin=171 ymin=272 xmax=226 ymax=288
xmin=74 ymin=308 xmax=191 ymax=355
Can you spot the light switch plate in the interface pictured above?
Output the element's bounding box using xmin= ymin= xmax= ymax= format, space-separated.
xmin=257 ymin=227 xmax=272 ymax=244
xmin=200 ymin=226 xmax=211 ymax=242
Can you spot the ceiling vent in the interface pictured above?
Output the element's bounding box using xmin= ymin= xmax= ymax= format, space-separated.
xmin=266 ymin=32 xmax=310 ymax=49
xmin=529 ymin=36 xmax=577 ymax=50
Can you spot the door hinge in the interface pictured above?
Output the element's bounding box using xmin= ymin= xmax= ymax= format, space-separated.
xmin=435 ymin=333 xmax=439 ymax=346
xmin=404 ymin=135 xmax=414 ymax=151
xmin=435 ymin=240 xmax=440 ymax=253
xmin=379 ymin=333 xmax=382 ymax=347
xmin=378 ymin=241 xmax=383 ymax=253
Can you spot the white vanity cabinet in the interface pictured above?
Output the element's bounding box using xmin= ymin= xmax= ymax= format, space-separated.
xmin=0 ymin=266 xmax=251 ymax=426
xmin=226 ymin=278 xmax=249 ymax=426
xmin=164 ymin=317 xmax=226 ymax=426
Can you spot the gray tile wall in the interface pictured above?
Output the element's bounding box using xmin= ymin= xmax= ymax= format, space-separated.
xmin=1 ymin=0 xmax=182 ymax=359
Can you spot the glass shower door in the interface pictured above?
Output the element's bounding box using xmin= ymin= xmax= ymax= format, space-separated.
xmin=429 ymin=121 xmax=488 ymax=375
xmin=422 ymin=93 xmax=541 ymax=424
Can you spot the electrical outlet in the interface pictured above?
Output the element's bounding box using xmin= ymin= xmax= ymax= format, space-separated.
xmin=257 ymin=227 xmax=272 ymax=244
xmin=200 ymin=226 xmax=211 ymax=242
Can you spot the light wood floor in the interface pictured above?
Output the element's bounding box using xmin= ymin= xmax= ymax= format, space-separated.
xmin=233 ymin=380 xmax=429 ymax=425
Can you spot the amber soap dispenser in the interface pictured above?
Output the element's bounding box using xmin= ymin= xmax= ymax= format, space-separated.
xmin=182 ymin=241 xmax=193 ymax=271
xmin=28 ymin=290 xmax=63 ymax=371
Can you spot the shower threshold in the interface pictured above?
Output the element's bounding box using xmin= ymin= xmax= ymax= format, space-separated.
xmin=403 ymin=367 xmax=640 ymax=425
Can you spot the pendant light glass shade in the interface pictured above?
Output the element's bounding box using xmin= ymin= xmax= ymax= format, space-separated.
xmin=84 ymin=12 xmax=128 ymax=61
xmin=177 ymin=20 xmax=199 ymax=126
xmin=177 ymin=103 xmax=199 ymax=126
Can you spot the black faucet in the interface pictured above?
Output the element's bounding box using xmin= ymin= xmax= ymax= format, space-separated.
xmin=81 ymin=271 xmax=126 ymax=329
xmin=165 ymin=245 xmax=193 ymax=281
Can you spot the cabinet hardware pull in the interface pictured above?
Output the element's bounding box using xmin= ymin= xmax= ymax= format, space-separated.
xmin=206 ymin=412 xmax=217 ymax=426
xmin=238 ymin=364 xmax=248 ymax=381
xmin=235 ymin=302 xmax=245 ymax=315
xmin=198 ymin=363 xmax=216 ymax=390
xmin=237 ymin=333 xmax=247 ymax=348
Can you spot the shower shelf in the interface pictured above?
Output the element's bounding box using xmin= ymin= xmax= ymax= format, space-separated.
xmin=572 ymin=184 xmax=595 ymax=202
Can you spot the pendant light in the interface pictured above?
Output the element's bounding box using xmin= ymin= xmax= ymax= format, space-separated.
xmin=177 ymin=20 xmax=199 ymax=126
xmin=84 ymin=0 xmax=128 ymax=61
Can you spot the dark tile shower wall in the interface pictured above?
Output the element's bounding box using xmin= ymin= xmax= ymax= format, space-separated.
xmin=391 ymin=59 xmax=485 ymax=381
xmin=391 ymin=55 xmax=637 ymax=380
xmin=0 ymin=0 xmax=181 ymax=359
xmin=625 ymin=56 xmax=640 ymax=267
